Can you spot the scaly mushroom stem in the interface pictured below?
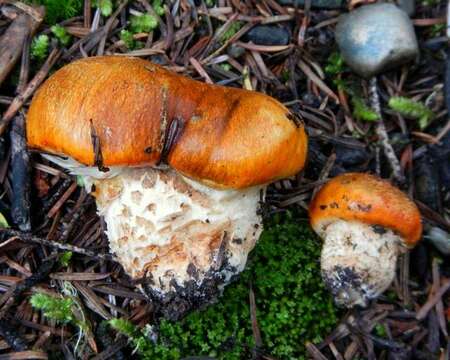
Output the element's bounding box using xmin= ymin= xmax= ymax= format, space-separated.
xmin=89 ymin=167 xmax=264 ymax=319
xmin=320 ymin=219 xmax=402 ymax=307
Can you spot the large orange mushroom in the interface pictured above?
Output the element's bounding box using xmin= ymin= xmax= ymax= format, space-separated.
xmin=309 ymin=173 xmax=422 ymax=307
xmin=26 ymin=56 xmax=308 ymax=318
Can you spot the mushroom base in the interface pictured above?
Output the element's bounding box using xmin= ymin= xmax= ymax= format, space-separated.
xmin=141 ymin=258 xmax=238 ymax=321
xmin=320 ymin=219 xmax=402 ymax=307
xmin=88 ymin=167 xmax=264 ymax=317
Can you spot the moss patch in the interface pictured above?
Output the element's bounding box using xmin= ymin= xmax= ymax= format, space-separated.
xmin=25 ymin=0 xmax=83 ymax=24
xmin=113 ymin=213 xmax=338 ymax=359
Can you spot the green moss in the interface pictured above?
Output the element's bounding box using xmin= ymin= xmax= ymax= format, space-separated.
xmin=220 ymin=63 xmax=232 ymax=72
xmin=352 ymin=97 xmax=379 ymax=122
xmin=93 ymin=0 xmax=113 ymax=17
xmin=25 ymin=0 xmax=83 ymax=24
xmin=109 ymin=318 xmax=139 ymax=338
xmin=130 ymin=14 xmax=159 ymax=33
xmin=59 ymin=251 xmax=73 ymax=267
xmin=31 ymin=34 xmax=49 ymax=61
xmin=220 ymin=21 xmax=243 ymax=44
xmin=388 ymin=96 xmax=435 ymax=130
xmin=51 ymin=24 xmax=71 ymax=46
xmin=325 ymin=52 xmax=345 ymax=77
xmin=31 ymin=287 xmax=95 ymax=358
xmin=110 ymin=213 xmax=338 ymax=359
xmin=0 ymin=213 xmax=9 ymax=229
xmin=152 ymin=0 xmax=165 ymax=16
xmin=374 ymin=324 xmax=387 ymax=337
xmin=430 ymin=23 xmax=445 ymax=37
xmin=120 ymin=29 xmax=135 ymax=49
xmin=30 ymin=293 xmax=75 ymax=323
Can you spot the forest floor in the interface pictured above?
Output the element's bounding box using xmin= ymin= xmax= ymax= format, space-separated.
xmin=0 ymin=0 xmax=449 ymax=359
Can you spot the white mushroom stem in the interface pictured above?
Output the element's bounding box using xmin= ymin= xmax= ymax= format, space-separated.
xmin=88 ymin=167 xmax=264 ymax=298
xmin=319 ymin=219 xmax=403 ymax=307
xmin=44 ymin=154 xmax=265 ymax=318
xmin=44 ymin=154 xmax=265 ymax=315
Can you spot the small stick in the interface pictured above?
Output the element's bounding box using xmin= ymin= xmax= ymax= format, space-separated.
xmin=92 ymin=321 xmax=126 ymax=360
xmin=328 ymin=342 xmax=344 ymax=360
xmin=0 ymin=258 xmax=55 ymax=320
xmin=368 ymin=77 xmax=405 ymax=184
xmin=9 ymin=113 xmax=31 ymax=232
xmin=305 ymin=341 xmax=328 ymax=360
xmin=0 ymin=8 xmax=43 ymax=87
xmin=312 ymin=153 xmax=336 ymax=199
xmin=96 ymin=0 xmax=129 ymax=56
xmin=0 ymin=48 xmax=61 ymax=136
xmin=60 ymin=191 xmax=90 ymax=242
xmin=0 ymin=350 xmax=47 ymax=359
xmin=42 ymin=178 xmax=73 ymax=215
xmin=1 ymin=1 xmax=45 ymax=22
xmin=416 ymin=278 xmax=450 ymax=320
xmin=0 ymin=229 xmax=117 ymax=262
xmin=16 ymin=34 xmax=31 ymax=94
xmin=46 ymin=181 xmax=78 ymax=218
xmin=249 ymin=285 xmax=263 ymax=349
xmin=399 ymin=252 xmax=410 ymax=306
xmin=431 ymin=259 xmax=448 ymax=336
xmin=89 ymin=120 xmax=109 ymax=172
xmin=84 ymin=0 xmax=92 ymax=29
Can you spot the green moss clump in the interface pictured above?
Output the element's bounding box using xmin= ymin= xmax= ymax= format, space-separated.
xmin=130 ymin=14 xmax=159 ymax=33
xmin=352 ymin=97 xmax=379 ymax=122
xmin=120 ymin=29 xmax=135 ymax=49
xmin=26 ymin=0 xmax=83 ymax=24
xmin=59 ymin=251 xmax=72 ymax=267
xmin=220 ymin=21 xmax=243 ymax=44
xmin=325 ymin=52 xmax=345 ymax=77
xmin=51 ymin=24 xmax=71 ymax=46
xmin=93 ymin=0 xmax=113 ymax=17
xmin=30 ymin=293 xmax=75 ymax=323
xmin=31 ymin=34 xmax=49 ymax=61
xmin=111 ymin=214 xmax=338 ymax=359
xmin=152 ymin=0 xmax=165 ymax=16
xmin=388 ymin=96 xmax=435 ymax=130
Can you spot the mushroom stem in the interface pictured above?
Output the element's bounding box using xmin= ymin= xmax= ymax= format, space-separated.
xmin=320 ymin=219 xmax=402 ymax=307
xmin=89 ymin=167 xmax=265 ymax=319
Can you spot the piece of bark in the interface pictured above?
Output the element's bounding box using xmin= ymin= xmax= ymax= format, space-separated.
xmin=0 ymin=7 xmax=44 ymax=87
xmin=9 ymin=113 xmax=31 ymax=232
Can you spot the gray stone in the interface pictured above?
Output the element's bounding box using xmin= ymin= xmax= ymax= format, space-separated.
xmin=244 ymin=26 xmax=290 ymax=46
xmin=227 ymin=43 xmax=245 ymax=58
xmin=277 ymin=0 xmax=344 ymax=9
xmin=397 ymin=0 xmax=415 ymax=16
xmin=425 ymin=227 xmax=450 ymax=256
xmin=335 ymin=3 xmax=419 ymax=78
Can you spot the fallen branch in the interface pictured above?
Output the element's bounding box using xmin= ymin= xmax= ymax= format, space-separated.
xmin=369 ymin=77 xmax=405 ymax=184
xmin=0 ymin=258 xmax=55 ymax=320
xmin=0 ymin=6 xmax=44 ymax=87
xmin=10 ymin=113 xmax=31 ymax=232
xmin=0 ymin=229 xmax=117 ymax=262
xmin=416 ymin=278 xmax=450 ymax=320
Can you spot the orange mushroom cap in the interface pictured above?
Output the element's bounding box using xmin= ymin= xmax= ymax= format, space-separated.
xmin=309 ymin=173 xmax=422 ymax=247
xmin=26 ymin=56 xmax=308 ymax=189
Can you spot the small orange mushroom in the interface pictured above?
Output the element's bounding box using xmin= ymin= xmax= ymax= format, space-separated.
xmin=309 ymin=173 xmax=422 ymax=307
